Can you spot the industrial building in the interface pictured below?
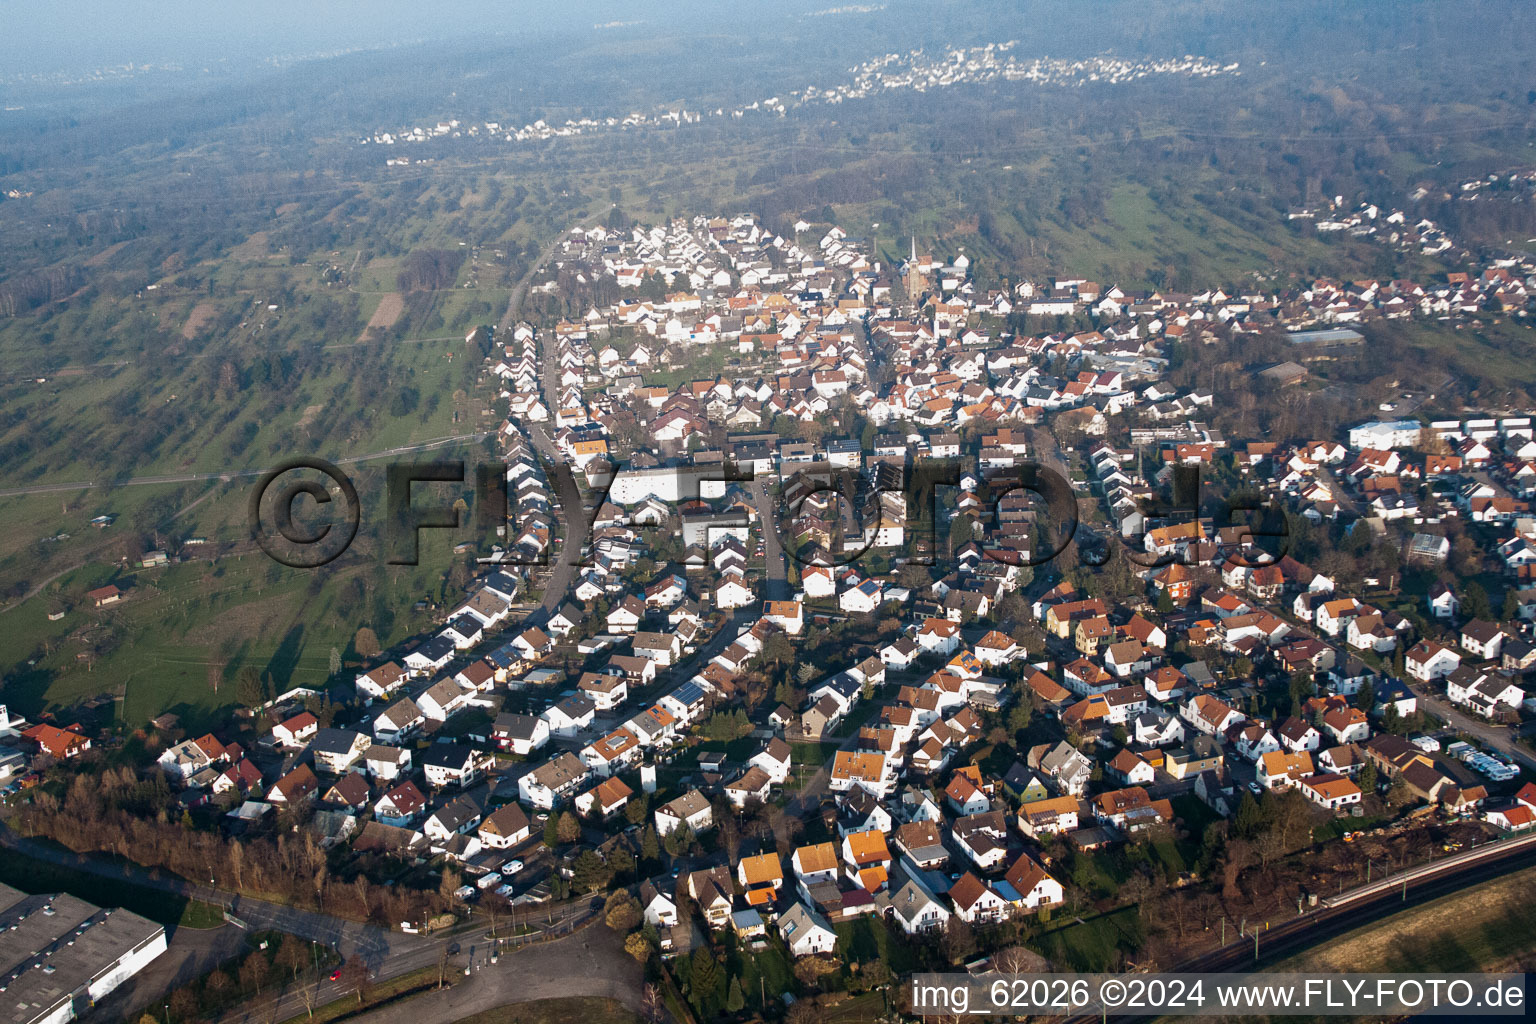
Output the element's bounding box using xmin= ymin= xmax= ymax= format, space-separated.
xmin=0 ymin=883 xmax=167 ymax=1024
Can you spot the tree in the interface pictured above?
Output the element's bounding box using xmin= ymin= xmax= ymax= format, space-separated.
xmin=1360 ymin=760 xmax=1379 ymax=795
xmin=793 ymin=956 xmax=837 ymax=986
xmin=556 ymin=811 xmax=581 ymax=844
xmin=239 ymin=952 xmax=270 ymax=994
xmin=641 ymin=983 xmax=665 ymax=1024
xmin=605 ymin=891 xmax=642 ymax=932
xmin=339 ymin=955 xmax=370 ymax=1005
xmin=625 ymin=931 xmax=653 ymax=962
xmin=690 ymin=947 xmax=724 ymax=1013
xmin=941 ymin=918 xmax=975 ymax=963
xmin=170 ymin=988 xmax=199 ymax=1022
xmin=1502 ymin=589 xmax=1521 ymax=622
xmin=328 ymin=646 xmax=342 ymax=678
xmin=353 ymin=627 xmax=381 ymax=660
xmin=236 ymin=666 xmax=263 ymax=709
xmin=1463 ymin=582 xmax=1493 ymax=622
xmin=543 ymin=815 xmax=560 ymax=848
xmin=624 ymin=795 xmax=649 ymax=826
xmin=761 ymin=633 xmax=794 ymax=667
xmin=726 ymin=976 xmax=746 ymax=1013
xmin=276 ymin=935 xmax=309 ymax=979
xmin=571 ymin=850 xmax=612 ymax=894
xmin=786 ymin=997 xmax=824 ymax=1024
xmin=640 ymin=824 xmax=660 ymax=862
xmin=1234 ymin=793 xmax=1263 ymax=839
xmin=1386 ymin=777 xmax=1413 ymax=808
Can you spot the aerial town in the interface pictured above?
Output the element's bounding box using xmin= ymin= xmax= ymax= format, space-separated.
xmin=360 ymin=44 xmax=1240 ymax=155
xmin=7 ymin=197 xmax=1536 ymax=1021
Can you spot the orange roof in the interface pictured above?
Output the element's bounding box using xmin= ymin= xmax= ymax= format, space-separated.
xmin=844 ymin=830 xmax=890 ymax=866
xmin=22 ymin=723 xmax=88 ymax=758
xmin=739 ymin=852 xmax=783 ymax=886
xmin=1019 ymin=795 xmax=1079 ymax=819
xmin=831 ymin=750 xmax=885 ymax=782
xmin=1261 ymin=750 xmax=1314 ymax=777
xmin=1304 ymin=773 xmax=1361 ymax=800
xmin=794 ymin=842 xmax=839 ymax=874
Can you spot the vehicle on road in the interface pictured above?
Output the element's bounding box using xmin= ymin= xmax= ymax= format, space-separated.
xmin=329 ymin=968 xmax=342 ymax=981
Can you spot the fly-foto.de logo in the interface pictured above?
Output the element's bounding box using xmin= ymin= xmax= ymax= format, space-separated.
xmin=249 ymin=454 xmax=1289 ymax=571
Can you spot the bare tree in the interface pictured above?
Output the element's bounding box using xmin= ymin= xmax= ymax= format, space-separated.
xmin=991 ymin=945 xmax=1038 ymax=975
xmin=641 ymin=983 xmax=665 ymax=1024
xmin=339 ymin=956 xmax=370 ymax=1005
xmin=295 ymin=970 xmax=320 ymax=1020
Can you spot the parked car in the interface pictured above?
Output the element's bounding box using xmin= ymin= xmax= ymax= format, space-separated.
xmin=500 ymin=859 xmax=524 ymax=876
xmin=495 ymin=884 xmax=515 ymax=898
xmin=476 ymin=872 xmax=503 ymax=890
xmin=454 ymin=885 xmax=476 ymax=901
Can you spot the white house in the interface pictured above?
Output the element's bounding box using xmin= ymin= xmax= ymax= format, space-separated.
xmin=778 ymin=902 xmax=837 ymax=957
xmin=655 ymin=790 xmax=713 ymax=836
xmin=1405 ymin=641 xmax=1461 ymax=682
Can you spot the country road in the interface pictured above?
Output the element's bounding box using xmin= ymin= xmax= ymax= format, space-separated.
xmin=0 ymin=432 xmax=495 ymax=499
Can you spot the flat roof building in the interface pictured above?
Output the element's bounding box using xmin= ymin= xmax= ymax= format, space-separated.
xmin=0 ymin=883 xmax=167 ymax=1024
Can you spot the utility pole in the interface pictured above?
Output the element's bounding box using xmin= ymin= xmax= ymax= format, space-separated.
xmin=1253 ymin=930 xmax=1259 ymax=961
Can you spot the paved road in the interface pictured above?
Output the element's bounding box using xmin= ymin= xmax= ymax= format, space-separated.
xmin=749 ymin=476 xmax=790 ymax=603
xmin=525 ymin=424 xmax=592 ymax=618
xmin=1264 ymin=607 xmax=1536 ymax=772
xmin=1402 ymin=677 xmax=1536 ymax=770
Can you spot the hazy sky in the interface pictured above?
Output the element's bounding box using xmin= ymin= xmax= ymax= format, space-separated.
xmin=1 ymin=1 xmax=753 ymax=75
